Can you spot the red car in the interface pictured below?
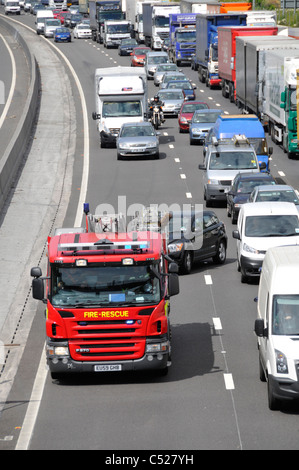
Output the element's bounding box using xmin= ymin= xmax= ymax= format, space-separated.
xmin=130 ymin=46 xmax=151 ymax=67
xmin=56 ymin=11 xmax=69 ymax=24
xmin=178 ymin=101 xmax=209 ymax=133
xmin=52 ymin=9 xmax=61 ymax=18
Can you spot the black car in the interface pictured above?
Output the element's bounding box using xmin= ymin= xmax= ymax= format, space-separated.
xmin=118 ymin=38 xmax=138 ymax=56
xmin=227 ymin=172 xmax=276 ymax=223
xmin=166 ymin=210 xmax=227 ymax=274
xmin=69 ymin=13 xmax=83 ymax=28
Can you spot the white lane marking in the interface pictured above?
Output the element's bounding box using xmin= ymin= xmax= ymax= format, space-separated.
xmin=0 ymin=33 xmax=16 ymax=129
xmin=186 ymin=192 xmax=192 ymax=198
xmin=224 ymin=373 xmax=235 ymax=390
xmin=15 ymin=349 xmax=47 ymax=450
xmin=213 ymin=317 xmax=222 ymax=331
xmin=174 ymin=157 xmax=180 ymax=162
xmin=204 ymin=274 xmax=213 ymax=285
xmin=180 ymin=174 xmax=186 ymax=179
xmin=169 ymin=144 xmax=174 ymax=148
xmin=278 ymin=170 xmax=285 ymax=177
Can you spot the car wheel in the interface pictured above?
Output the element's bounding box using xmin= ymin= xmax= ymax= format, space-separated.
xmin=154 ymin=151 xmax=159 ymax=159
xmin=117 ymin=152 xmax=122 ymax=160
xmin=226 ymin=202 xmax=231 ymax=217
xmin=181 ymin=251 xmax=192 ymax=274
xmin=213 ymin=240 xmax=226 ymax=264
xmin=231 ymin=208 xmax=238 ymax=224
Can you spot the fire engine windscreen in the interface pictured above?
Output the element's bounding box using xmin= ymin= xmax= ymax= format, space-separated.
xmin=51 ymin=264 xmax=161 ymax=307
xmin=103 ymin=101 xmax=142 ymax=117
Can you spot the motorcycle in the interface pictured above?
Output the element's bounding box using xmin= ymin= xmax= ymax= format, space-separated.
xmin=148 ymin=100 xmax=164 ymax=130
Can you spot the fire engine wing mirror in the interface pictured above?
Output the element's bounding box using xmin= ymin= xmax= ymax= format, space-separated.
xmin=31 ymin=267 xmax=45 ymax=301
xmin=168 ymin=273 xmax=179 ymax=297
xmin=168 ymin=262 xmax=179 ymax=274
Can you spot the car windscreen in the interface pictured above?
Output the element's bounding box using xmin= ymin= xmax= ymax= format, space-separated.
xmin=256 ymin=190 xmax=299 ymax=204
xmin=244 ymin=215 xmax=299 ymax=237
xmin=192 ymin=112 xmax=219 ymax=123
xmin=209 ymin=151 xmax=257 ymax=170
xmin=158 ymin=91 xmax=184 ymax=100
xmin=120 ymin=126 xmax=155 ymax=137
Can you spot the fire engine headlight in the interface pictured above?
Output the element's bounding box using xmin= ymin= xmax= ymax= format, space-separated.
xmin=146 ymin=341 xmax=168 ymax=353
xmin=168 ymin=242 xmax=184 ymax=253
xmin=47 ymin=345 xmax=69 ymax=356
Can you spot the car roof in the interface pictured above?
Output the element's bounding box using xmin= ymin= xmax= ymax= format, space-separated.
xmin=254 ymin=184 xmax=294 ymax=191
xmin=235 ymin=172 xmax=275 ymax=181
xmin=193 ymin=108 xmax=222 ymax=114
xmin=121 ymin=121 xmax=153 ymax=127
xmin=241 ymin=201 xmax=298 ymax=215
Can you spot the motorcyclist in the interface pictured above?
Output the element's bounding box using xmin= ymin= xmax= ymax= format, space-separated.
xmin=149 ymin=95 xmax=165 ymax=123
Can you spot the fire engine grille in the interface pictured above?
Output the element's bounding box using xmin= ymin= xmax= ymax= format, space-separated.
xmin=69 ymin=338 xmax=145 ymax=361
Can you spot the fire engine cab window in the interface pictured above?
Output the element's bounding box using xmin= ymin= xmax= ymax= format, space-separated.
xmin=51 ymin=265 xmax=161 ymax=307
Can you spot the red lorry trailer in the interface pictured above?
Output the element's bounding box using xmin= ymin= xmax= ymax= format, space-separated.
xmin=31 ymin=206 xmax=179 ymax=379
xmin=218 ymin=26 xmax=277 ymax=102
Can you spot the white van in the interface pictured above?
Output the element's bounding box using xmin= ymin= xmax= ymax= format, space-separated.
xmin=4 ymin=0 xmax=21 ymax=14
xmin=36 ymin=10 xmax=54 ymax=35
xmin=254 ymin=245 xmax=299 ymax=410
xmin=232 ymin=201 xmax=299 ymax=283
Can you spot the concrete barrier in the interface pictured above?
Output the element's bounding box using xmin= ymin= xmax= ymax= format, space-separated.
xmin=0 ymin=17 xmax=40 ymax=212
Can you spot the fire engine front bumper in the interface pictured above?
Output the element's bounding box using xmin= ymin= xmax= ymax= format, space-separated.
xmin=46 ymin=337 xmax=171 ymax=375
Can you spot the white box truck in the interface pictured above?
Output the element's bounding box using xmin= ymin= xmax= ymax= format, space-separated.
xmin=92 ymin=66 xmax=148 ymax=147
xmin=103 ymin=19 xmax=132 ymax=47
xmin=255 ymin=245 xmax=299 ymax=410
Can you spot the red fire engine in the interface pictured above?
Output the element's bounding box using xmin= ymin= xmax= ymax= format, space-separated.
xmin=31 ymin=204 xmax=179 ymax=379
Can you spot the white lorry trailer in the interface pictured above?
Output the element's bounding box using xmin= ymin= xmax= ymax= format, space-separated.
xmin=142 ymin=2 xmax=180 ymax=49
xmin=92 ymin=66 xmax=148 ymax=147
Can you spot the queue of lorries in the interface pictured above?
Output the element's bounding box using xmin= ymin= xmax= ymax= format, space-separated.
xmin=20 ymin=0 xmax=299 ymax=409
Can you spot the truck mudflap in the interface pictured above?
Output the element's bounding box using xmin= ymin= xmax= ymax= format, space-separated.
xmin=46 ymin=336 xmax=171 ymax=375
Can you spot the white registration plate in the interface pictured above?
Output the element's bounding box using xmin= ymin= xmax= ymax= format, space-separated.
xmin=94 ymin=364 xmax=122 ymax=372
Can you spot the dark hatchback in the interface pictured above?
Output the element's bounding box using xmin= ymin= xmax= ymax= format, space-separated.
xmin=166 ymin=210 xmax=228 ymax=274
xmin=118 ymin=38 xmax=138 ymax=55
xmin=227 ymin=172 xmax=276 ymax=223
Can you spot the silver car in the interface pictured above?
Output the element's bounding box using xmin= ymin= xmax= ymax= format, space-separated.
xmin=160 ymin=72 xmax=188 ymax=89
xmin=44 ymin=19 xmax=61 ymax=38
xmin=116 ymin=122 xmax=160 ymax=160
xmin=248 ymin=184 xmax=299 ymax=212
xmin=157 ymin=89 xmax=186 ymax=116
xmin=189 ymin=109 xmax=223 ymax=145
xmin=154 ymin=63 xmax=180 ymax=86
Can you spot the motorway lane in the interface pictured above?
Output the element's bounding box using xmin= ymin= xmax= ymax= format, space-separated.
xmin=0 ymin=12 xmax=299 ymax=450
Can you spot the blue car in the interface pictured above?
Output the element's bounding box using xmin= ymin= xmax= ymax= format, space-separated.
xmin=189 ymin=109 xmax=223 ymax=145
xmin=54 ymin=27 xmax=72 ymax=43
xmin=165 ymin=80 xmax=197 ymax=100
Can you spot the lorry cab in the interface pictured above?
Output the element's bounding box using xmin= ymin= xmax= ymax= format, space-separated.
xmin=254 ymin=245 xmax=299 ymax=410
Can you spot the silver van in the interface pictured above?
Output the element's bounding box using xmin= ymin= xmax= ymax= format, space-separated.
xmin=198 ymin=135 xmax=265 ymax=207
xmin=145 ymin=51 xmax=169 ymax=79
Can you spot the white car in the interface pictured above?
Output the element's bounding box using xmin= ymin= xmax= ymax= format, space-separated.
xmin=44 ymin=18 xmax=61 ymax=38
xmin=73 ymin=23 xmax=92 ymax=39
xmin=24 ymin=0 xmax=31 ymax=11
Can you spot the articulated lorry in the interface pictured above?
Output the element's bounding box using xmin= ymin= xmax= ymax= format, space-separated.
xmin=218 ymin=25 xmax=278 ymax=102
xmin=30 ymin=203 xmax=179 ymax=379
xmin=168 ymin=13 xmax=196 ymax=66
xmin=235 ymin=36 xmax=299 ymax=158
xmin=126 ymin=0 xmax=159 ymax=43
xmin=194 ymin=13 xmax=247 ymax=87
xmin=92 ymin=66 xmax=148 ymax=147
xmin=89 ymin=0 xmax=125 ymax=43
xmin=142 ymin=2 xmax=180 ymax=50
